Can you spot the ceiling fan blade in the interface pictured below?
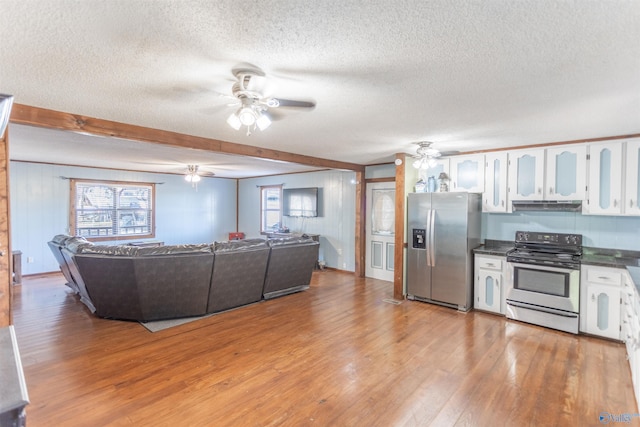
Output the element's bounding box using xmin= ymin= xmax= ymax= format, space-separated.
xmin=271 ymin=98 xmax=316 ymax=109
xmin=439 ymin=150 xmax=460 ymax=157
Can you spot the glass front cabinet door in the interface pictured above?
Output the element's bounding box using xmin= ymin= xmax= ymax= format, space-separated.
xmin=450 ymin=155 xmax=485 ymax=193
xmin=624 ymin=138 xmax=640 ymax=216
xmin=483 ymin=152 xmax=508 ymax=212
xmin=585 ymin=283 xmax=621 ymax=340
xmin=585 ymin=142 xmax=623 ymax=215
xmin=508 ymin=149 xmax=545 ymax=201
xmin=545 ymin=145 xmax=586 ymax=201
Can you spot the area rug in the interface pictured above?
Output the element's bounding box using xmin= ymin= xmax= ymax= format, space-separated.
xmin=139 ymin=302 xmax=261 ymax=332
xmin=140 ymin=313 xmax=214 ymax=333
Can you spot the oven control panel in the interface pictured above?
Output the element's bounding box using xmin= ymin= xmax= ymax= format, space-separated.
xmin=514 ymin=231 xmax=582 ymax=246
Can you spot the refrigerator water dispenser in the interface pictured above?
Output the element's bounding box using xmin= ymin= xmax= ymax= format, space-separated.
xmin=412 ymin=228 xmax=426 ymax=249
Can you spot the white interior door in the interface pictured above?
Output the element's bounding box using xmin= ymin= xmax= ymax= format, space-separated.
xmin=365 ymin=182 xmax=395 ymax=282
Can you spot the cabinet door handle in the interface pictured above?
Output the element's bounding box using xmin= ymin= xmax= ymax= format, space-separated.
xmin=591 ymin=293 xmax=596 ymax=301
xmin=631 ymin=199 xmax=635 ymax=208
xmin=614 ymin=199 xmax=618 ymax=207
xmin=496 ymin=279 xmax=499 ymax=287
xmin=598 ymin=276 xmax=610 ymax=280
xmin=486 ymin=263 xmax=495 ymax=267
xmin=538 ymin=187 xmax=542 ymax=195
xmin=501 ymin=200 xmax=505 ymax=207
xmin=549 ymin=187 xmax=554 ymax=194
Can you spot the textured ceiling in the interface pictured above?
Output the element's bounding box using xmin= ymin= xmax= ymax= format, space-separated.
xmin=1 ymin=1 xmax=639 ymax=177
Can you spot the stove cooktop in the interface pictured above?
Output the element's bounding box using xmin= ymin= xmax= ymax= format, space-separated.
xmin=507 ymin=231 xmax=583 ymax=268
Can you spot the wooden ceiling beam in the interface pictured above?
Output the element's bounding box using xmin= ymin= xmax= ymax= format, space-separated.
xmin=10 ymin=103 xmax=365 ymax=173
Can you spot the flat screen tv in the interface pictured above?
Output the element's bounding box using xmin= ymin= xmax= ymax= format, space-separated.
xmin=283 ymin=187 xmax=319 ymax=217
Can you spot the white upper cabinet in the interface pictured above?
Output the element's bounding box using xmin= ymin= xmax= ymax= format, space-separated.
xmin=450 ymin=154 xmax=485 ymax=193
xmin=624 ymin=138 xmax=640 ymax=216
xmin=585 ymin=142 xmax=623 ymax=215
xmin=483 ymin=152 xmax=508 ymax=212
xmin=545 ymin=145 xmax=587 ymax=201
xmin=508 ymin=149 xmax=545 ymax=201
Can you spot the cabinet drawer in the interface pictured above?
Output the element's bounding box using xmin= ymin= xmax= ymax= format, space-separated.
xmin=586 ymin=267 xmax=622 ymax=286
xmin=476 ymin=256 xmax=503 ymax=271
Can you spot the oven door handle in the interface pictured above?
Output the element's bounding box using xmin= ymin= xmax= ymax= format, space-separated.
xmin=506 ymin=299 xmax=579 ymax=318
xmin=508 ymin=261 xmax=579 ymax=273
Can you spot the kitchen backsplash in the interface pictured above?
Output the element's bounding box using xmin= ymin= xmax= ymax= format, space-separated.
xmin=482 ymin=211 xmax=640 ymax=251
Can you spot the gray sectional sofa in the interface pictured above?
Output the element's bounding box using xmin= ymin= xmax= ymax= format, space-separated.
xmin=48 ymin=234 xmax=319 ymax=322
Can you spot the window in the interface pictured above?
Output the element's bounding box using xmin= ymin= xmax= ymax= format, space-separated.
xmin=260 ymin=185 xmax=282 ymax=233
xmin=70 ymin=179 xmax=155 ymax=241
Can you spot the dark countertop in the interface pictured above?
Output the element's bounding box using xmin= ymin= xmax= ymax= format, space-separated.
xmin=581 ymin=247 xmax=640 ymax=268
xmin=473 ymin=240 xmax=514 ymax=256
xmin=628 ymin=267 xmax=640 ymax=292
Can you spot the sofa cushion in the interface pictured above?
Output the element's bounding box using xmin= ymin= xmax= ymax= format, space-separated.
xmin=136 ymin=243 xmax=213 ymax=256
xmin=76 ymin=245 xmax=140 ymax=256
xmin=208 ymin=239 xmax=270 ymax=313
xmin=52 ymin=234 xmax=72 ymax=244
xmin=64 ymin=237 xmax=93 ymax=253
xmin=214 ymin=238 xmax=268 ymax=252
xmin=267 ymin=235 xmax=317 ymax=247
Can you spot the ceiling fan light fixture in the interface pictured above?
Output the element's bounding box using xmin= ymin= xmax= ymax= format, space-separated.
xmin=256 ymin=112 xmax=271 ymax=130
xmin=412 ymin=141 xmax=441 ymax=170
xmin=226 ymin=113 xmax=241 ymax=130
xmin=185 ymin=164 xmax=202 ymax=185
xmin=238 ymin=107 xmax=257 ymax=126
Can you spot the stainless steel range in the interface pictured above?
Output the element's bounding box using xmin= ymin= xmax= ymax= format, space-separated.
xmin=505 ymin=231 xmax=582 ymax=334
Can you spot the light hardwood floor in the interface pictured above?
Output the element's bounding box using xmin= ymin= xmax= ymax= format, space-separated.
xmin=12 ymin=271 xmax=638 ymax=426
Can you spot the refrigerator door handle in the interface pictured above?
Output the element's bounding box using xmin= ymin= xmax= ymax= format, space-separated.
xmin=429 ymin=209 xmax=436 ymax=266
xmin=424 ymin=210 xmax=431 ymax=267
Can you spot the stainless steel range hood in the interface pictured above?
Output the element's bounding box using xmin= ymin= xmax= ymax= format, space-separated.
xmin=511 ymin=200 xmax=582 ymax=212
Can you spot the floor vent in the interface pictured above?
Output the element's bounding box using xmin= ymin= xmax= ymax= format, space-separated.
xmin=382 ymin=298 xmax=402 ymax=305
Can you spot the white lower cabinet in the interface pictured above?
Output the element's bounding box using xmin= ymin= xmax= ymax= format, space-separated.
xmin=622 ymin=272 xmax=640 ymax=409
xmin=474 ymin=254 xmax=506 ymax=315
xmin=580 ymin=265 xmax=622 ymax=340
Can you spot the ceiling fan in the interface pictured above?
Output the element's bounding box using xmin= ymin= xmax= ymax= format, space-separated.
xmin=411 ymin=141 xmax=442 ymax=169
xmin=184 ymin=165 xmax=214 ymax=190
xmin=410 ymin=141 xmax=459 ymax=169
xmin=225 ymin=65 xmax=316 ymax=135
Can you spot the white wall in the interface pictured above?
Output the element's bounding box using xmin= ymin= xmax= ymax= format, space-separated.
xmin=10 ymin=162 xmax=237 ymax=275
xmin=238 ymin=170 xmax=357 ymax=271
xmin=365 ymin=163 xmax=395 ymax=179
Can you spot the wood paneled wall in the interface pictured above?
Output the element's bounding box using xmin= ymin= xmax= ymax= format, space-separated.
xmin=0 ymin=128 xmax=11 ymax=326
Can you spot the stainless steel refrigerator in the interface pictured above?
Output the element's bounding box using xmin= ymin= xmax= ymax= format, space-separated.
xmin=406 ymin=192 xmax=481 ymax=311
